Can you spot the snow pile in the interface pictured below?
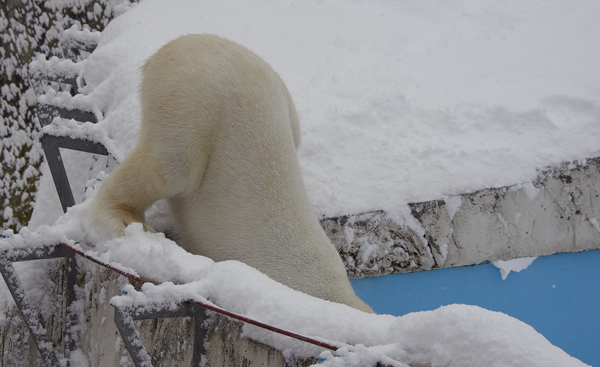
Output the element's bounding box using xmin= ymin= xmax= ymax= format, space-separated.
xmin=119 ymin=275 xmax=588 ymax=366
xmin=116 ymin=268 xmax=588 ymax=366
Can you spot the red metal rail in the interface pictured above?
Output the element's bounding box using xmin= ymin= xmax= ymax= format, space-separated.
xmin=60 ymin=242 xmax=342 ymax=352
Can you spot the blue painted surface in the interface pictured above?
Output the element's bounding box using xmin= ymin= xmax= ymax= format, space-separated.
xmin=351 ymin=249 xmax=600 ymax=366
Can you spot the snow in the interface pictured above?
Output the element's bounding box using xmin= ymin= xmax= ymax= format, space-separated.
xmin=1 ymin=201 xmax=589 ymax=366
xmin=445 ymin=196 xmax=462 ymax=221
xmin=492 ymin=257 xmax=538 ymax=280
xmin=62 ymin=27 xmax=102 ymax=47
xmin=77 ymin=0 xmax=600 ymax=217
xmin=16 ymin=210 xmax=575 ymax=367
xmin=2 ymin=0 xmax=599 ymax=365
xmin=29 ymin=55 xmax=83 ymax=83
xmin=125 ymin=280 xmax=581 ymax=367
xmin=509 ymin=182 xmax=541 ymax=202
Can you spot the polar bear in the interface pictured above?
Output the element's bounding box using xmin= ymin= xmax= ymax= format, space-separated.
xmin=90 ymin=34 xmax=373 ymax=313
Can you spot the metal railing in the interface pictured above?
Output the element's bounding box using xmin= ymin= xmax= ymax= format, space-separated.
xmin=1 ymin=240 xmax=342 ymax=367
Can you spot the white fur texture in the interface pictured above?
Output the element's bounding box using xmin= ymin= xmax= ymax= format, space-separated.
xmin=90 ymin=34 xmax=372 ymax=313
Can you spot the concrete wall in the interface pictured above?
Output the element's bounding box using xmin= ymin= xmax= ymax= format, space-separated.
xmin=326 ymin=157 xmax=600 ymax=279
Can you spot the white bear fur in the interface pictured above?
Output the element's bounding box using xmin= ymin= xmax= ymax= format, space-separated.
xmin=89 ymin=34 xmax=372 ymax=313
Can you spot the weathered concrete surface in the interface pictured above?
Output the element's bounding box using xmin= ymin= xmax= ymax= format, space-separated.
xmin=1 ymin=257 xmax=318 ymax=367
xmin=0 ymin=258 xmax=186 ymax=367
xmin=206 ymin=314 xmax=317 ymax=367
xmin=324 ymin=157 xmax=600 ymax=278
xmin=0 ymin=308 xmax=45 ymax=367
xmin=322 ymin=210 xmax=435 ymax=278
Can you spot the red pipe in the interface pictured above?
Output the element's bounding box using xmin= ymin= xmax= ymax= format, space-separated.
xmin=60 ymin=242 xmax=341 ymax=351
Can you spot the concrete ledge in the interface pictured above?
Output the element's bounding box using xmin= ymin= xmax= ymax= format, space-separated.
xmin=323 ymin=157 xmax=600 ymax=278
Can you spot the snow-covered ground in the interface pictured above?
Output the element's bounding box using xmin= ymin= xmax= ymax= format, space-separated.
xmin=78 ymin=0 xmax=600 ymax=219
xmin=30 ymin=0 xmax=600 ymax=220
xmin=2 ymin=0 xmax=599 ymax=365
